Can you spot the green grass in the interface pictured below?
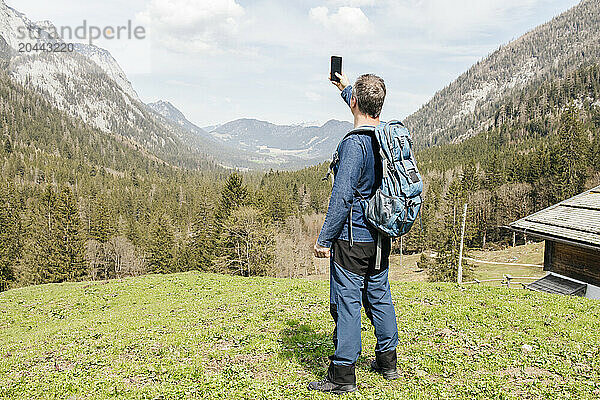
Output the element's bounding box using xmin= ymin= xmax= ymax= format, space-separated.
xmin=1 ymin=273 xmax=599 ymax=399
xmin=383 ymin=243 xmax=546 ymax=284
xmin=469 ymin=242 xmax=546 ymax=282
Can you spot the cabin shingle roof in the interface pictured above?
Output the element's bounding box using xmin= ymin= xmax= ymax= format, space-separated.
xmin=508 ymin=185 xmax=600 ymax=250
xmin=527 ymin=274 xmax=587 ymax=296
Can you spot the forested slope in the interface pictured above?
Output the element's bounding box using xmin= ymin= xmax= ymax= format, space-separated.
xmin=0 ymin=69 xmax=225 ymax=287
xmin=3 ymin=61 xmax=600 ymax=288
xmin=0 ymin=68 xmax=337 ymax=289
xmin=400 ymin=63 xmax=600 ymax=280
xmin=405 ymin=0 xmax=600 ymax=147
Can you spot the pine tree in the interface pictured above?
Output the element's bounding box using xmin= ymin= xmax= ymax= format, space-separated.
xmin=426 ymin=180 xmax=471 ymax=282
xmin=55 ymin=187 xmax=87 ymax=281
xmin=591 ymin=106 xmax=600 ymax=129
xmin=0 ymin=183 xmax=21 ymax=290
xmin=552 ymin=104 xmax=588 ymax=201
xmin=461 ymin=162 xmax=478 ymax=194
xmin=3 ymin=137 xmax=12 ymax=154
xmin=89 ymin=199 xmax=116 ymax=243
xmin=484 ymin=151 xmax=505 ymax=190
xmin=593 ymin=132 xmax=600 ymax=171
xmin=147 ymin=215 xmax=175 ymax=274
xmin=34 ymin=186 xmax=61 ymax=283
xmin=216 ymin=173 xmax=249 ymax=223
xmin=183 ymin=206 xmax=214 ymax=272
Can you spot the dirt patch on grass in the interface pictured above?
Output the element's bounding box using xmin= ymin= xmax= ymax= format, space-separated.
xmin=203 ymin=352 xmax=272 ymax=377
xmin=497 ymin=366 xmax=556 ymax=378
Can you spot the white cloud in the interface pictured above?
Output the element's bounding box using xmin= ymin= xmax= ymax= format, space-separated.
xmin=164 ymin=79 xmax=202 ymax=88
xmin=309 ymin=6 xmax=372 ymax=36
xmin=381 ymin=0 xmax=543 ymax=40
xmin=326 ymin=0 xmax=377 ymax=6
xmin=137 ymin=0 xmax=244 ymax=53
xmin=305 ymin=91 xmax=322 ymax=102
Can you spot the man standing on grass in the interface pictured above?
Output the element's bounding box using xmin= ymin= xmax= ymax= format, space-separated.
xmin=310 ymin=72 xmax=399 ymax=394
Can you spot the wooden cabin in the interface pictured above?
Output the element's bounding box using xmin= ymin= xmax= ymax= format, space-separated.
xmin=508 ymin=185 xmax=600 ymax=299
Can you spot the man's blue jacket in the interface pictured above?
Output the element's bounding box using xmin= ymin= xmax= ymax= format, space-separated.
xmin=316 ymin=85 xmax=383 ymax=248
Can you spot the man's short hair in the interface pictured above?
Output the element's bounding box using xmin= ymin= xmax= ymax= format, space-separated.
xmin=352 ymin=74 xmax=386 ymax=118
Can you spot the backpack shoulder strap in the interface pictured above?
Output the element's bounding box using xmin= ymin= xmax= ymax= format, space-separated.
xmin=343 ymin=125 xmax=376 ymax=140
xmin=324 ymin=125 xmax=384 ymax=183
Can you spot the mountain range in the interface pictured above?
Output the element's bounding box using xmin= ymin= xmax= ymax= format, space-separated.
xmin=0 ymin=0 xmax=350 ymax=170
xmin=147 ymin=100 xmax=352 ymax=169
xmin=0 ymin=0 xmax=599 ymax=170
xmin=0 ymin=2 xmax=211 ymax=169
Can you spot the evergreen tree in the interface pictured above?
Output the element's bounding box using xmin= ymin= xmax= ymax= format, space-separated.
xmin=484 ymin=151 xmax=505 ymax=190
xmin=461 ymin=162 xmax=479 ymax=194
xmin=0 ymin=183 xmax=21 ymax=290
xmin=216 ymin=173 xmax=248 ymax=222
xmin=183 ymin=208 xmax=214 ymax=272
xmin=593 ymin=133 xmax=600 ymax=171
xmin=55 ymin=187 xmax=87 ymax=281
xmin=591 ymin=106 xmax=600 ymax=128
xmin=552 ymin=105 xmax=588 ymax=201
xmin=3 ymin=137 xmax=12 ymax=154
xmin=147 ymin=215 xmax=176 ymax=274
xmin=34 ymin=186 xmax=60 ymax=283
xmin=255 ymin=187 xmax=293 ymax=222
xmin=425 ymin=180 xmax=471 ymax=282
xmin=23 ymin=186 xmax=86 ymax=284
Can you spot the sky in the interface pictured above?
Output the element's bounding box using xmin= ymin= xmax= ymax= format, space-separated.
xmin=8 ymin=0 xmax=581 ymax=127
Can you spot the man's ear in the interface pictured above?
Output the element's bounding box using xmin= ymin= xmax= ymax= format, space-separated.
xmin=350 ymin=96 xmax=358 ymax=110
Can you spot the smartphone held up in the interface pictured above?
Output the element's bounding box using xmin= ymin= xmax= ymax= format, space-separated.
xmin=330 ymin=56 xmax=342 ymax=82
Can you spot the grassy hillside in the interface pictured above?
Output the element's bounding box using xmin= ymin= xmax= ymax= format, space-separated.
xmin=1 ymin=273 xmax=599 ymax=399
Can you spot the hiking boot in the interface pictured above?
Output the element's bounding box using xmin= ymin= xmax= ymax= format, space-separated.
xmin=371 ymin=349 xmax=399 ymax=380
xmin=308 ymin=377 xmax=358 ymax=394
xmin=308 ymin=363 xmax=357 ymax=394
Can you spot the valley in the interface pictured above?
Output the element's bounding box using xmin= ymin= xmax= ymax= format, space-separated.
xmin=1 ymin=0 xmax=600 ymax=297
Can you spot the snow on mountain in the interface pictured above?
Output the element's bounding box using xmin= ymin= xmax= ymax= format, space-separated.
xmin=0 ymin=0 xmax=217 ymax=168
xmin=206 ymin=118 xmax=352 ymax=161
xmin=151 ymin=100 xmax=353 ymax=169
xmin=72 ymin=43 xmax=139 ymax=101
xmin=147 ymin=100 xmax=190 ymax=128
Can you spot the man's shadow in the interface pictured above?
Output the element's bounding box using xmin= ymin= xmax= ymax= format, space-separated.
xmin=278 ymin=319 xmax=333 ymax=376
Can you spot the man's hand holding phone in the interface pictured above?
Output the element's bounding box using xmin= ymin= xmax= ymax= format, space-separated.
xmin=330 ymin=55 xmax=349 ymax=91
xmin=331 ymin=72 xmax=350 ymax=91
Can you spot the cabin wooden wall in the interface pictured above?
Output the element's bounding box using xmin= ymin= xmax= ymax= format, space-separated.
xmin=544 ymin=240 xmax=600 ymax=286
